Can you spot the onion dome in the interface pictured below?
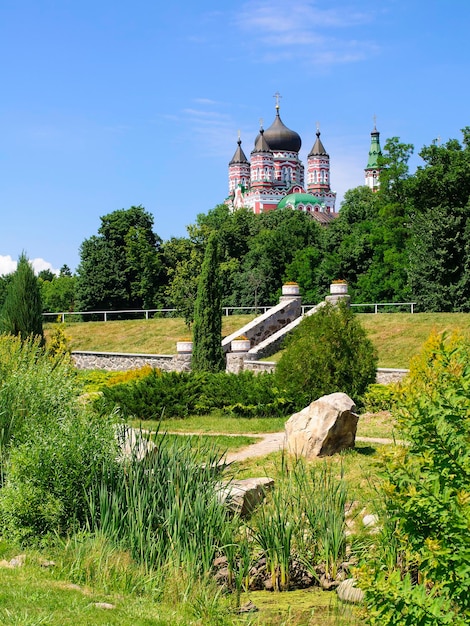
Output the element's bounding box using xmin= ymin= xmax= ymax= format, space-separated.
xmin=229 ymin=137 xmax=249 ymax=165
xmin=256 ymin=107 xmax=301 ymax=152
xmin=308 ymin=130 xmax=328 ymax=157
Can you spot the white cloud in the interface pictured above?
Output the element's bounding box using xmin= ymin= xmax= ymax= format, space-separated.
xmin=234 ymin=0 xmax=378 ymax=66
xmin=31 ymin=258 xmax=60 ymax=276
xmin=0 ymin=255 xmax=59 ymax=277
xmin=0 ymin=255 xmax=17 ymax=277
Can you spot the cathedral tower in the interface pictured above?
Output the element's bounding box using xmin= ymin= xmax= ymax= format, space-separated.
xmin=365 ymin=122 xmax=382 ymax=191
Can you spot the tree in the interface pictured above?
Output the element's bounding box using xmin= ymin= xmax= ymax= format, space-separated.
xmin=41 ymin=275 xmax=76 ymax=312
xmin=75 ymin=206 xmax=163 ymax=312
xmin=407 ymin=129 xmax=470 ymax=311
xmin=276 ymin=302 xmax=377 ymax=408
xmin=0 ymin=253 xmax=44 ymax=343
xmin=162 ymin=236 xmax=203 ymax=327
xmin=192 ymin=232 xmax=225 ymax=373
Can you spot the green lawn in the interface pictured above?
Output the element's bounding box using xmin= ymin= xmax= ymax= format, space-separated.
xmin=47 ymin=312 xmax=470 ymax=369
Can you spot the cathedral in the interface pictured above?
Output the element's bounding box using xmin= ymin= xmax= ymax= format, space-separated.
xmin=227 ymin=97 xmax=381 ymax=221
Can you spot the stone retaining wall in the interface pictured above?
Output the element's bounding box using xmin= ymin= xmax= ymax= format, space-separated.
xmin=72 ymin=351 xmax=191 ymax=372
xmin=72 ymin=351 xmax=408 ymax=384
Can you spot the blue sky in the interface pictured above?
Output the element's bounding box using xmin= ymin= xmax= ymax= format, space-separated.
xmin=1 ymin=0 xmax=469 ymax=274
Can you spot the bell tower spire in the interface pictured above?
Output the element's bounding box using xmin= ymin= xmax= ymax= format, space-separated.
xmin=365 ymin=117 xmax=382 ymax=191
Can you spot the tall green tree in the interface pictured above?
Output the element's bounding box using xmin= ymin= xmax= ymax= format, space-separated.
xmin=75 ymin=206 xmax=163 ymax=311
xmin=40 ymin=274 xmax=76 ymax=312
xmin=163 ymin=237 xmax=202 ymax=328
xmin=192 ymin=232 xmax=225 ymax=373
xmin=0 ymin=253 xmax=44 ymax=343
xmin=408 ymin=129 xmax=470 ymax=311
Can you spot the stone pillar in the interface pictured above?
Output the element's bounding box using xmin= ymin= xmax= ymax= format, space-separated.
xmin=325 ymin=282 xmax=351 ymax=307
xmin=280 ymin=282 xmax=302 ymax=304
xmin=226 ymin=338 xmax=251 ymax=374
xmin=226 ymin=352 xmax=248 ymax=374
xmin=175 ymin=340 xmax=193 ymax=372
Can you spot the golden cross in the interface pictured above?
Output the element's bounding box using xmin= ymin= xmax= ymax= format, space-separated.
xmin=273 ymin=91 xmax=282 ymax=109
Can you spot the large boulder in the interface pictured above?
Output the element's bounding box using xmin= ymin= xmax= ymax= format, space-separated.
xmin=285 ymin=392 xmax=358 ymax=458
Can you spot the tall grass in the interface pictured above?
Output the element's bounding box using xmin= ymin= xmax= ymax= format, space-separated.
xmin=88 ymin=427 xmax=231 ymax=586
xmin=293 ymin=459 xmax=348 ymax=580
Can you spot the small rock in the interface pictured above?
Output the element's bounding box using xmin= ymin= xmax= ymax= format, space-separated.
xmin=217 ymin=477 xmax=274 ymax=517
xmin=214 ymin=566 xmax=230 ymax=583
xmin=363 ymin=514 xmax=379 ymax=528
xmin=0 ymin=554 xmax=27 ymax=568
xmin=93 ymin=602 xmax=115 ymax=610
xmin=235 ymin=601 xmax=258 ymax=614
xmin=213 ymin=555 xmax=227 ymax=568
xmin=40 ymin=559 xmax=56 ymax=568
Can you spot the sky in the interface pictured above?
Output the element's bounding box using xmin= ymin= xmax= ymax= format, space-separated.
xmin=1 ymin=0 xmax=470 ymax=275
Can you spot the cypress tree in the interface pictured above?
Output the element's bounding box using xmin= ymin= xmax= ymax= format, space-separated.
xmin=192 ymin=232 xmax=225 ymax=372
xmin=0 ymin=253 xmax=44 ymax=343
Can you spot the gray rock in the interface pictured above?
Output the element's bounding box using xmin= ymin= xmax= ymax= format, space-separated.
xmin=217 ymin=477 xmax=274 ymax=517
xmin=285 ymin=392 xmax=358 ymax=458
xmin=336 ymin=578 xmax=365 ymax=604
xmin=362 ymin=513 xmax=379 ymax=528
xmin=115 ymin=425 xmax=157 ymax=462
xmin=0 ymin=554 xmax=26 ymax=568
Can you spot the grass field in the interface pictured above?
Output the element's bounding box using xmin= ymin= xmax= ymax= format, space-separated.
xmin=47 ymin=311 xmax=470 ymax=368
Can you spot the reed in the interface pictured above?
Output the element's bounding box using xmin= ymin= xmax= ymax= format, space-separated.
xmin=88 ymin=428 xmax=230 ymax=585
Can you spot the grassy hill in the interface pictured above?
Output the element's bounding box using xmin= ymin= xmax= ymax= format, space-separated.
xmin=47 ymin=312 xmax=470 ymax=369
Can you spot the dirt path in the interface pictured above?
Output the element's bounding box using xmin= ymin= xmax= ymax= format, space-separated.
xmin=162 ymin=429 xmax=403 ymax=463
xmin=224 ymin=432 xmax=402 ymax=463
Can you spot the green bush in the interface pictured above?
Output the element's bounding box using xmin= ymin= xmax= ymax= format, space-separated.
xmin=0 ymin=335 xmax=118 ymax=543
xmin=358 ymin=333 xmax=470 ymax=624
xmin=0 ymin=335 xmax=79 ymax=452
xmin=96 ymin=369 xmax=294 ymax=419
xmin=362 ymin=383 xmax=399 ymax=412
xmin=0 ymin=411 xmax=117 ymax=543
xmin=275 ymin=302 xmax=378 ymax=408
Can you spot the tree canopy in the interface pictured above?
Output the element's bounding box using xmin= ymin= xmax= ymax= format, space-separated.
xmin=75 ymin=206 xmax=164 ymax=312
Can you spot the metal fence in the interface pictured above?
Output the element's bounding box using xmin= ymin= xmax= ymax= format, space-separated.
xmin=43 ymin=301 xmax=417 ymax=323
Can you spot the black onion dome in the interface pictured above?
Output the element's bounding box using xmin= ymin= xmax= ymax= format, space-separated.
xmin=256 ymin=110 xmax=301 ymax=152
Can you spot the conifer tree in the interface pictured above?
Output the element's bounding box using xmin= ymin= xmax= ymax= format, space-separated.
xmin=192 ymin=232 xmax=225 ymax=372
xmin=0 ymin=253 xmax=44 ymax=343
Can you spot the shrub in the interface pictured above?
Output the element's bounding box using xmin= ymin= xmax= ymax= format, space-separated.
xmin=0 ymin=335 xmax=118 ymax=542
xmin=358 ymin=332 xmax=470 ymax=624
xmin=275 ymin=302 xmax=377 ymax=408
xmin=0 ymin=335 xmax=79 ymax=452
xmin=362 ymin=383 xmax=399 ymax=413
xmin=96 ymin=369 xmax=294 ymax=419
xmin=0 ymin=411 xmax=117 ymax=542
